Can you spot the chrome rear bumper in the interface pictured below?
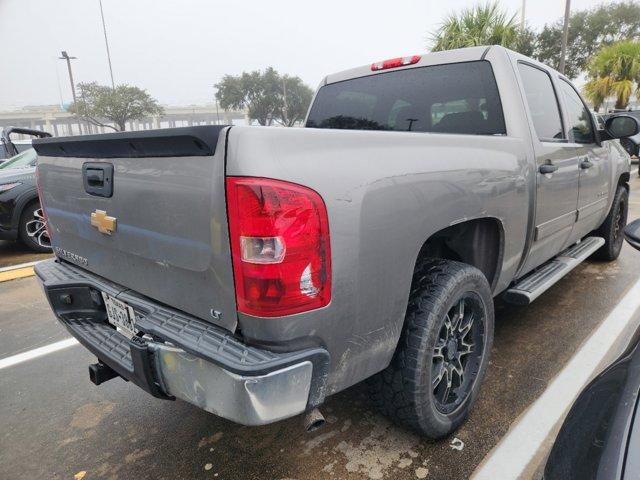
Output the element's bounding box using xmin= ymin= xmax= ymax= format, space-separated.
xmin=156 ymin=346 xmax=313 ymax=425
xmin=35 ymin=258 xmax=329 ymax=426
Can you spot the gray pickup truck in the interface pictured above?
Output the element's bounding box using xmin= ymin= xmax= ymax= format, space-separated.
xmin=33 ymin=46 xmax=638 ymax=439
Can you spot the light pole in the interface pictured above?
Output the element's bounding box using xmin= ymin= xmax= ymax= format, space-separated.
xmin=59 ymin=51 xmax=78 ymax=103
xmin=520 ymin=0 xmax=526 ymax=33
xmin=99 ymin=0 xmax=115 ymax=88
xmin=54 ymin=60 xmax=65 ymax=108
xmin=211 ymin=85 xmax=221 ymax=125
xmin=559 ymin=0 xmax=571 ymax=75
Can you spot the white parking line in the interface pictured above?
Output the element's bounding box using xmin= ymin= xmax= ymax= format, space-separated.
xmin=0 ymin=338 xmax=79 ymax=370
xmin=472 ymin=276 xmax=640 ymax=480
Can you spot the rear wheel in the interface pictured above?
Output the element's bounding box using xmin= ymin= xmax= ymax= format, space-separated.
xmin=19 ymin=201 xmax=51 ymax=253
xmin=368 ymin=258 xmax=494 ymax=438
xmin=593 ymin=185 xmax=628 ymax=261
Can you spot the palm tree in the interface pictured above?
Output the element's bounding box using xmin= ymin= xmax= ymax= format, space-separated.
xmin=584 ymin=41 xmax=640 ymax=111
xmin=431 ymin=2 xmax=520 ymax=52
xmin=583 ymin=77 xmax=611 ymax=112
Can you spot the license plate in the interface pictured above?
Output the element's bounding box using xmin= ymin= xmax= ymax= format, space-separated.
xmin=102 ymin=292 xmax=138 ymax=338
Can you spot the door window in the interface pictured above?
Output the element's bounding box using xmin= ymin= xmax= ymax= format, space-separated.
xmin=559 ymin=80 xmax=596 ymax=144
xmin=517 ymin=63 xmax=565 ymax=142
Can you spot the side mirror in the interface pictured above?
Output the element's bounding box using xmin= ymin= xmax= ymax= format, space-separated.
xmin=624 ymin=218 xmax=640 ymax=251
xmin=604 ymin=115 xmax=640 ymax=140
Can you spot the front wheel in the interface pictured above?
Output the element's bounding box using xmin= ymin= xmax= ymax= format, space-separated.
xmin=368 ymin=258 xmax=494 ymax=439
xmin=19 ymin=201 xmax=52 ymax=253
xmin=593 ymin=185 xmax=628 ymax=261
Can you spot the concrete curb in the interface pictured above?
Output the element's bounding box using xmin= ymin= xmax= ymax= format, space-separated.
xmin=0 ymin=261 xmax=41 ymax=282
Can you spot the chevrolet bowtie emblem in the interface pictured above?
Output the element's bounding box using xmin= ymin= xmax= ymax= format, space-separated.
xmin=91 ymin=209 xmax=117 ymax=235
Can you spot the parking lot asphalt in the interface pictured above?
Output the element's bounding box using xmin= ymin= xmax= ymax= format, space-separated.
xmin=2 ymin=174 xmax=640 ymax=480
xmin=0 ymin=239 xmax=52 ymax=268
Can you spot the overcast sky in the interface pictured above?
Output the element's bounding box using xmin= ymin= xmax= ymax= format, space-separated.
xmin=0 ymin=0 xmax=612 ymax=110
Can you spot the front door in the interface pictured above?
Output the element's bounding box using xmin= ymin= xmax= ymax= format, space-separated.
xmin=557 ymin=79 xmax=611 ymax=242
xmin=516 ymin=62 xmax=580 ymax=275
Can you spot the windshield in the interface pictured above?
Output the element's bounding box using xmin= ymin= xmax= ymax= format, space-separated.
xmin=306 ymin=61 xmax=506 ymax=135
xmin=0 ymin=148 xmax=37 ymax=170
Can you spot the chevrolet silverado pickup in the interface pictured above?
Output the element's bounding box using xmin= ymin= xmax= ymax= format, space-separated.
xmin=33 ymin=46 xmax=638 ymax=439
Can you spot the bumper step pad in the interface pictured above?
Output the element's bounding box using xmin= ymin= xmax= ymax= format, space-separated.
xmin=35 ymin=259 xmax=330 ymax=408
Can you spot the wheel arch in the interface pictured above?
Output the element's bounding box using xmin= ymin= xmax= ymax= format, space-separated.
xmin=11 ymin=188 xmax=39 ymax=229
xmin=18 ymin=196 xmax=41 ymax=224
xmin=414 ymin=217 xmax=505 ymax=292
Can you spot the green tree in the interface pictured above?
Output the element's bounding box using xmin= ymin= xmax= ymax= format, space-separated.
xmin=216 ymin=67 xmax=281 ymax=126
xmin=216 ymin=68 xmax=313 ymax=126
xmin=69 ymin=82 xmax=163 ymax=131
xmin=430 ymin=2 xmax=521 ymax=52
xmin=515 ymin=26 xmax=538 ymax=58
xmin=536 ymin=1 xmax=640 ymax=79
xmin=584 ymin=41 xmax=640 ymax=111
xmin=583 ymin=79 xmax=608 ymax=112
xmin=276 ymin=75 xmax=314 ymax=127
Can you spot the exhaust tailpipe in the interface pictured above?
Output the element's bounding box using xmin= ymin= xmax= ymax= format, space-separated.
xmin=303 ymin=408 xmax=326 ymax=433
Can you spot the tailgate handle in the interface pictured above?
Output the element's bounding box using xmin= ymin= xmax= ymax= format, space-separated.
xmin=86 ymin=169 xmax=104 ymax=186
xmin=83 ymin=163 xmax=114 ymax=198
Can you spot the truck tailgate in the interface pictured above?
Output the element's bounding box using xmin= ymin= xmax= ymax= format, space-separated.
xmin=33 ymin=126 xmax=238 ymax=331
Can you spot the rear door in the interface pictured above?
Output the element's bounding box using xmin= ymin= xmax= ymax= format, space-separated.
xmin=557 ymin=79 xmax=611 ymax=241
xmin=516 ymin=62 xmax=580 ymax=275
xmin=34 ymin=126 xmax=238 ymax=331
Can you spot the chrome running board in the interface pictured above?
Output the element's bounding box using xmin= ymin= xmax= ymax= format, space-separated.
xmin=504 ymin=236 xmax=605 ymax=305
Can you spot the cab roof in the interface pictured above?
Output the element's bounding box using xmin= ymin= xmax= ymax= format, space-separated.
xmin=322 ymin=45 xmax=496 ymax=86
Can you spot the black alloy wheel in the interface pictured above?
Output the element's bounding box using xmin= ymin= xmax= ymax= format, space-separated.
xmin=432 ymin=293 xmax=486 ymax=414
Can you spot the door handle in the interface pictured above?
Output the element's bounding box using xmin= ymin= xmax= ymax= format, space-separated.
xmin=580 ymin=158 xmax=593 ymax=169
xmin=539 ymin=163 xmax=558 ymax=174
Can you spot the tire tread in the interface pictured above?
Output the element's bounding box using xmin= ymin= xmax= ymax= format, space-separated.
xmin=368 ymin=258 xmax=493 ymax=438
xmin=593 ymin=185 xmax=628 ymax=261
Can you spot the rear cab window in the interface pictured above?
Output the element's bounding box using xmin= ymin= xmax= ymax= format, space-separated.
xmin=306 ymin=61 xmax=506 ymax=136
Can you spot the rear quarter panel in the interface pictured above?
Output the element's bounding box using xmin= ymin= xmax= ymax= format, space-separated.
xmin=226 ymin=125 xmax=530 ymax=393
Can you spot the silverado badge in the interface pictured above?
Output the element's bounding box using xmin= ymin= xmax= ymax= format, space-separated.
xmin=91 ymin=209 xmax=117 ymax=235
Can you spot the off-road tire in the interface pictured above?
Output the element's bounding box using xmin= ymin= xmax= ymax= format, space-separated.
xmin=368 ymin=258 xmax=494 ymax=439
xmin=593 ymin=185 xmax=628 ymax=261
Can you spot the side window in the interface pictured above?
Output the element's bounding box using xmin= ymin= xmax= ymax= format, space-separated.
xmin=517 ymin=63 xmax=565 ymax=142
xmin=559 ymin=80 xmax=595 ymax=144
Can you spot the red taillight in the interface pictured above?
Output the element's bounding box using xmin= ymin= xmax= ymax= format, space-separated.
xmin=35 ymin=165 xmax=53 ymax=242
xmin=226 ymin=177 xmax=331 ymax=317
xmin=371 ymin=55 xmax=421 ymax=71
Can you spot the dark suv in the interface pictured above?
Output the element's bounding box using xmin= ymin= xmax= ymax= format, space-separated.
xmin=0 ymin=127 xmax=53 ymax=252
